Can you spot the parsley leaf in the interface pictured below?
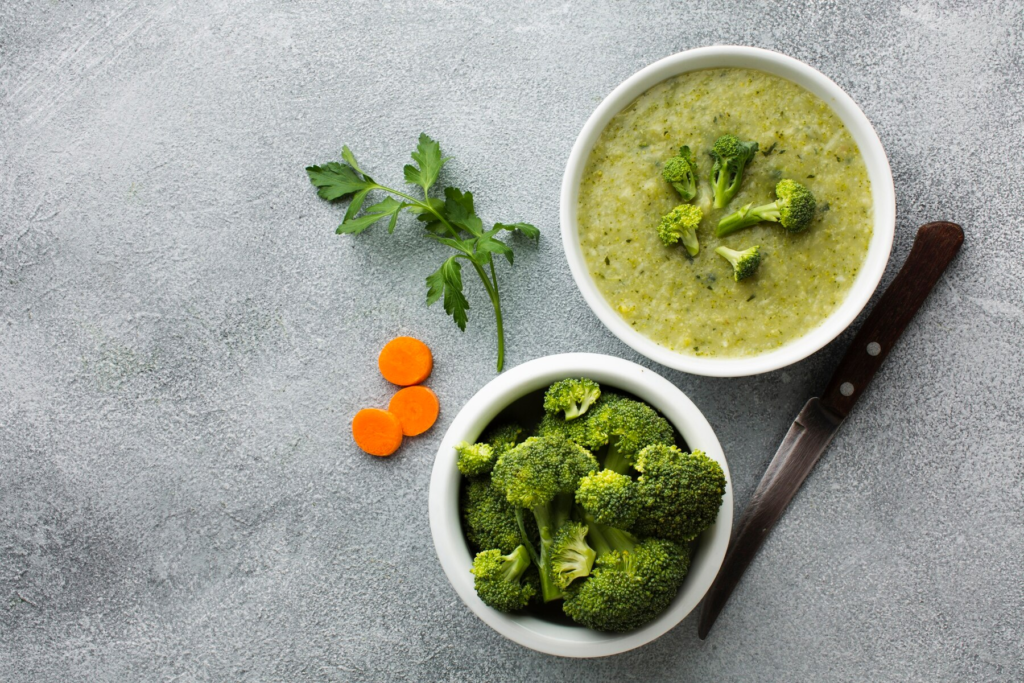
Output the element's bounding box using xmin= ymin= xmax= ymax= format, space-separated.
xmin=443 ymin=187 xmax=483 ymax=236
xmin=426 ymin=256 xmax=470 ymax=330
xmin=494 ymin=222 xmax=540 ymax=239
xmin=403 ymin=133 xmax=450 ymax=195
xmin=410 ymin=197 xmax=445 ymax=221
xmin=344 ymin=187 xmax=372 ymax=223
xmin=421 ymin=221 xmax=448 ymax=236
xmin=336 ymin=197 xmax=406 ymax=235
xmin=475 ymin=235 xmax=514 ymax=265
xmin=306 ymin=162 xmax=373 ymax=201
xmin=425 ymin=233 xmax=474 ymax=253
xmin=341 ymin=145 xmax=371 ymax=179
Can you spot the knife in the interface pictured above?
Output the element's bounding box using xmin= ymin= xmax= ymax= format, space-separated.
xmin=697 ymin=221 xmax=965 ymax=639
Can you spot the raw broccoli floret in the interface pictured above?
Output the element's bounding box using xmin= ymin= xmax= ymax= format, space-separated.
xmin=471 ymin=545 xmax=536 ymax=612
xmin=455 ymin=441 xmax=496 ymax=477
xmin=549 ymin=521 xmax=597 ymax=589
xmin=461 ymin=478 xmax=529 ymax=554
xmin=543 ymin=378 xmax=602 ymax=421
xmin=456 ymin=421 xmax=524 ymax=477
xmin=491 ymin=434 xmax=599 ymax=602
xmin=714 ymin=245 xmax=762 ymax=281
xmin=535 ymin=391 xmax=622 ymax=450
xmin=631 ymin=445 xmax=727 ymax=543
xmin=709 ymin=134 xmax=759 ymax=208
xmin=657 ymin=204 xmax=703 ymax=256
xmin=575 ymin=469 xmax=639 ymax=529
xmin=456 ymin=421 xmax=520 ymax=475
xmin=541 ymin=393 xmax=673 ymax=474
xmin=661 ymin=145 xmax=698 ymax=201
xmin=491 ymin=435 xmax=598 ymax=510
xmin=590 ymin=394 xmax=676 ymax=475
xmin=535 ymin=412 xmax=604 ymax=452
xmin=715 ymin=179 xmax=816 ymax=236
xmin=562 ymin=523 xmax=690 ymax=632
xmin=480 ymin=421 xmax=524 ymax=460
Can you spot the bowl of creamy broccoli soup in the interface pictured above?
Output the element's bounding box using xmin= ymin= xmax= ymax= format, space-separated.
xmin=561 ymin=47 xmax=895 ymax=377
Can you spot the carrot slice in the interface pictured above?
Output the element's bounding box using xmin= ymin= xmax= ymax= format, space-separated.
xmin=352 ymin=408 xmax=403 ymax=456
xmin=388 ymin=385 xmax=440 ymax=436
xmin=378 ymin=336 xmax=433 ymax=386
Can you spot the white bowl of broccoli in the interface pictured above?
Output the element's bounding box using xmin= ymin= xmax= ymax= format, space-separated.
xmin=560 ymin=46 xmax=896 ymax=377
xmin=428 ymin=353 xmax=733 ymax=657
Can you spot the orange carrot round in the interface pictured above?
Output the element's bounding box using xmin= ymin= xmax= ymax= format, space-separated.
xmin=388 ymin=385 xmax=440 ymax=436
xmin=352 ymin=408 xmax=403 ymax=456
xmin=378 ymin=336 xmax=433 ymax=386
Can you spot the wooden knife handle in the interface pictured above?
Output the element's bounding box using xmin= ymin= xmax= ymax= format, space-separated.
xmin=821 ymin=222 xmax=964 ymax=417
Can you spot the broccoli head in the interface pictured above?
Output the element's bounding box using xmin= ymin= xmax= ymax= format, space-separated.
xmin=715 ymin=179 xmax=817 ymax=236
xmin=714 ymin=245 xmax=762 ymax=281
xmin=471 ymin=545 xmax=536 ymax=612
xmin=632 ymin=445 xmax=726 ymax=543
xmin=657 ymin=204 xmax=703 ymax=256
xmin=461 ymin=478 xmax=530 ymax=554
xmin=455 ymin=441 xmax=496 ymax=477
xmin=589 ymin=394 xmax=676 ymax=475
xmin=661 ymin=145 xmax=698 ymax=201
xmin=491 ymin=434 xmax=599 ymax=602
xmin=536 ymin=404 xmax=611 ymax=452
xmin=456 ymin=421 xmax=524 ymax=477
xmin=540 ymin=392 xmax=674 ymax=474
xmin=480 ymin=420 xmax=524 ymax=460
xmin=543 ymin=378 xmax=602 ymax=421
xmin=550 ymin=521 xmax=597 ymax=589
xmin=575 ymin=469 xmax=639 ymax=529
xmin=491 ymin=434 xmax=599 ymax=509
xmin=709 ymin=134 xmax=758 ymax=208
xmin=562 ymin=537 xmax=690 ymax=632
xmin=772 ymin=179 xmax=817 ymax=232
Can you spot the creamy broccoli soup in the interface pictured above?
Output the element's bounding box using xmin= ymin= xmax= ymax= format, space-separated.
xmin=578 ymin=68 xmax=873 ymax=357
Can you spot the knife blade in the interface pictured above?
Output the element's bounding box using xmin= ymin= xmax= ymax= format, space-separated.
xmin=697 ymin=221 xmax=965 ymax=639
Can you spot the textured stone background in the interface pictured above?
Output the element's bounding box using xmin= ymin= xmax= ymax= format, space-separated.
xmin=2 ymin=1 xmax=1022 ymax=680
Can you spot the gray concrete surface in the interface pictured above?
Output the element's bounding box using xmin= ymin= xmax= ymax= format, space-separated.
xmin=2 ymin=0 xmax=1022 ymax=680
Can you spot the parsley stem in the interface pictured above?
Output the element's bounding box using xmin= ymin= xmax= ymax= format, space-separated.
xmin=488 ymin=259 xmax=505 ymax=372
xmin=376 ymin=182 xmax=507 ymax=372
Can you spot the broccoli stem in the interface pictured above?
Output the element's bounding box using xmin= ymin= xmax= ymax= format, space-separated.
xmin=598 ymin=523 xmax=638 ymax=554
xmin=712 ymin=170 xmax=731 ymax=209
xmin=584 ymin=519 xmax=613 ymax=556
xmin=581 ymin=509 xmax=637 ymax=557
xmin=532 ymin=494 xmax=573 ymax=602
xmin=681 ymin=229 xmax=700 ymax=258
xmin=514 ymin=508 xmax=540 ymax=566
xmin=716 ymin=202 xmax=780 ymax=237
xmin=603 ymin=440 xmax=631 ymax=476
xmin=501 ymin=545 xmax=532 ymax=582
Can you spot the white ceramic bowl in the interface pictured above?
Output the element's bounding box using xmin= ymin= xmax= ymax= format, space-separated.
xmin=561 ymin=46 xmax=896 ymax=377
xmin=428 ymin=353 xmax=733 ymax=657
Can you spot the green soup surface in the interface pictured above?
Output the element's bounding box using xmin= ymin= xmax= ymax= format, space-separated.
xmin=578 ymin=67 xmax=873 ymax=357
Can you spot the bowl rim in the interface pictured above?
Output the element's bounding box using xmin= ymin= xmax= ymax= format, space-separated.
xmin=560 ymin=45 xmax=896 ymax=377
xmin=427 ymin=353 xmax=733 ymax=658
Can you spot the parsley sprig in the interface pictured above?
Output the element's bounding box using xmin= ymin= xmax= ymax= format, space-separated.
xmin=306 ymin=134 xmax=538 ymax=372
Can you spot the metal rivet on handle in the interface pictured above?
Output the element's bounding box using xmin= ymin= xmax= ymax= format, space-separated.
xmin=840 ymin=382 xmax=855 ymax=397
xmin=866 ymin=342 xmax=881 ymax=356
